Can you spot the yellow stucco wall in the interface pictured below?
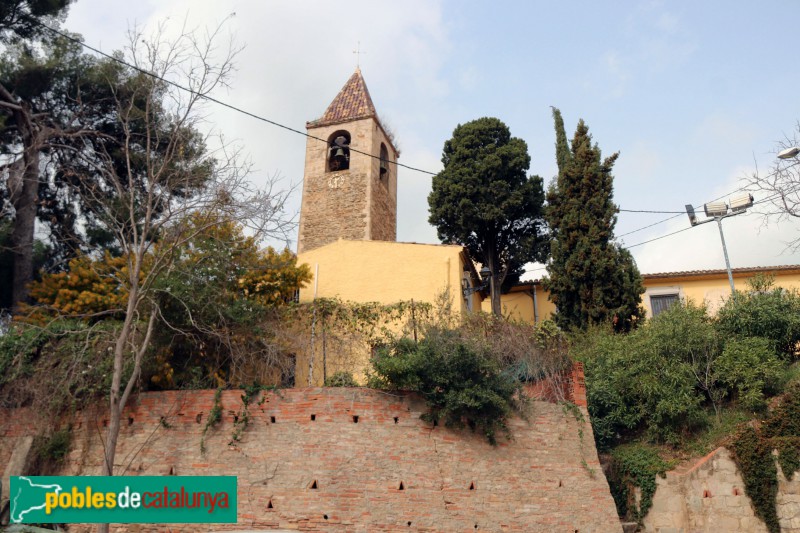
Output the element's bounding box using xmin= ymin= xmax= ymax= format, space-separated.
xmin=298 ymin=239 xmax=476 ymax=312
xmin=294 ymin=239 xmax=480 ymax=385
xmin=642 ymin=270 xmax=800 ymax=317
xmin=489 ymin=268 xmax=800 ymax=325
xmin=481 ymin=285 xmax=557 ymax=323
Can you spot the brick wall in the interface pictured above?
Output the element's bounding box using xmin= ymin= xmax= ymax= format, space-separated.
xmin=1 ymin=383 xmax=620 ymax=532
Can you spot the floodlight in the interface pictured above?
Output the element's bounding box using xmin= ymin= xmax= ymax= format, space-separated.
xmin=778 ymin=147 xmax=800 ymax=159
xmin=685 ymin=204 xmax=698 ymax=226
xmin=704 ymin=201 xmax=728 ymax=217
xmin=689 ymin=184 xmax=756 ymax=298
xmin=729 ymin=192 xmax=754 ymax=212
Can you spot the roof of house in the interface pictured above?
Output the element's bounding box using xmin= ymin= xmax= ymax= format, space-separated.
xmin=510 ymin=264 xmax=800 ymax=288
xmin=643 ymin=264 xmax=800 ymax=280
xmin=307 ymin=68 xmax=377 ymax=129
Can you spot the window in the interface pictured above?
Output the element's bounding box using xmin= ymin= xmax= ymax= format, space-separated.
xmin=327 ymin=130 xmax=351 ymax=171
xmin=650 ymin=294 xmax=679 ymax=317
xmin=379 ymin=143 xmax=389 ymax=178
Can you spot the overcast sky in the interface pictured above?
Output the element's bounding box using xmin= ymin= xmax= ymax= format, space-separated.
xmin=63 ymin=0 xmax=800 ymax=278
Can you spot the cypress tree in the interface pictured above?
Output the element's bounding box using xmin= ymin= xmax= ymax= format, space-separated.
xmin=544 ymin=108 xmax=644 ymax=331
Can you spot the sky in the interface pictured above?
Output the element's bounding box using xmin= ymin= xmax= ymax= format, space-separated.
xmin=62 ymin=0 xmax=800 ymax=278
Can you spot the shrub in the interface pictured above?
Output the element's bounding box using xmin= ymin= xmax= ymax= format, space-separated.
xmin=715 ymin=337 xmax=783 ymax=411
xmin=725 ymin=383 xmax=800 ymax=533
xmin=30 ymin=427 xmax=72 ymax=475
xmin=0 ymin=319 xmax=123 ymax=414
xmin=370 ymin=329 xmax=524 ymax=444
xmin=37 ymin=428 xmax=72 ymax=463
xmin=731 ymin=425 xmax=780 ymax=533
xmin=575 ymin=312 xmax=708 ymax=448
xmin=716 ymin=274 xmax=800 ymax=358
xmin=577 ymin=300 xmax=791 ymax=449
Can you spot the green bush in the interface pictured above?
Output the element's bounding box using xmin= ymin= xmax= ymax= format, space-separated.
xmin=716 ymin=274 xmax=800 ymax=358
xmin=576 ymin=300 xmax=791 ymax=449
xmin=370 ymin=329 xmax=524 ymax=444
xmin=731 ymin=425 xmax=780 ymax=533
xmin=37 ymin=428 xmax=72 ymax=463
xmin=0 ymin=319 xmax=124 ymax=413
xmin=30 ymin=427 xmax=72 ymax=475
xmin=724 ymin=383 xmax=800 ymax=533
xmin=574 ymin=308 xmax=709 ymax=448
xmin=715 ymin=337 xmax=783 ymax=411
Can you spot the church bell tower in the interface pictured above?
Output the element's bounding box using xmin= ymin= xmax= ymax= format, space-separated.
xmin=297 ymin=68 xmax=399 ymax=254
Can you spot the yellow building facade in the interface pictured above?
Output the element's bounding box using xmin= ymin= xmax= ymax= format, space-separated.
xmin=641 ymin=265 xmax=800 ymax=316
xmin=484 ymin=265 xmax=800 ymax=322
xmin=294 ymin=239 xmax=481 ymax=386
xmin=298 ymin=238 xmax=480 ymax=313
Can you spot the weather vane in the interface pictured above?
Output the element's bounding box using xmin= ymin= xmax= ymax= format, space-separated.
xmin=353 ymin=41 xmax=366 ymax=68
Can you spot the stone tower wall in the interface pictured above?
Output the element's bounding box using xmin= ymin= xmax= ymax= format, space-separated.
xmin=367 ymin=121 xmax=397 ymax=243
xmin=298 ymin=117 xmax=396 ymax=254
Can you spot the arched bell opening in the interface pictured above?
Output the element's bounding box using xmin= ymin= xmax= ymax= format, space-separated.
xmin=379 ymin=142 xmax=390 ymax=178
xmin=328 ymin=130 xmax=351 ymax=172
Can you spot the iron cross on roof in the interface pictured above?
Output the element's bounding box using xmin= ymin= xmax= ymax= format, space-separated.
xmin=353 ymin=41 xmax=366 ymax=68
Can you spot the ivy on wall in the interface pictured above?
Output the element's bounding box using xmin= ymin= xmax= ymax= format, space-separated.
xmin=730 ymin=383 xmax=800 ymax=533
xmin=606 ymin=443 xmax=672 ymax=523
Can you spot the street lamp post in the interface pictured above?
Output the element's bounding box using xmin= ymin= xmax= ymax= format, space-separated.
xmin=685 ymin=192 xmax=754 ymax=295
xmin=715 ymin=216 xmax=735 ymax=294
xmin=462 ymin=265 xmax=492 ymax=298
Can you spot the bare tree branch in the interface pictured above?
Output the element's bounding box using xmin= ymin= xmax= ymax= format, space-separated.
xmin=742 ymin=123 xmax=800 ymax=250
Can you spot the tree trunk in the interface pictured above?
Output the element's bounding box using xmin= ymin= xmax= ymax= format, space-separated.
xmin=0 ymin=83 xmax=47 ymax=314
xmin=486 ymin=252 xmax=502 ymax=316
xmin=490 ymin=275 xmax=502 ymax=316
xmin=10 ymin=126 xmax=40 ymax=312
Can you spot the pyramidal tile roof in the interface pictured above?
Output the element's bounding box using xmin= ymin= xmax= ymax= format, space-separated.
xmin=308 ymin=68 xmax=378 ymax=128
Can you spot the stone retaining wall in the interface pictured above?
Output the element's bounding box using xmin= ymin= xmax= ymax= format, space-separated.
xmin=643 ymin=446 xmax=800 ymax=532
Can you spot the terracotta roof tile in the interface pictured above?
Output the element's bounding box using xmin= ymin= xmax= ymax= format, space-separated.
xmin=643 ymin=264 xmax=800 ymax=279
xmin=512 ymin=264 xmax=800 ymax=287
xmin=308 ymin=68 xmax=377 ymax=128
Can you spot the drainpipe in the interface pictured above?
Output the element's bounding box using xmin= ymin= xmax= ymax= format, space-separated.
xmin=524 ymin=284 xmax=539 ymax=324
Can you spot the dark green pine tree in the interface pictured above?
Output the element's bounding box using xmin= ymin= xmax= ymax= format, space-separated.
xmin=544 ymin=108 xmax=644 ymax=331
xmin=428 ymin=117 xmax=547 ymax=316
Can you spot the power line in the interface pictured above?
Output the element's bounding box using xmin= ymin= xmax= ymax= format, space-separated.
xmin=32 ymin=18 xmax=797 ymax=258
xmin=624 ymin=225 xmax=695 ymax=249
xmin=33 ymin=21 xmax=437 ymax=176
xmin=619 ymin=208 xmax=685 ymax=214
xmin=617 ymin=213 xmax=683 ymax=237
xmin=616 ymin=168 xmax=794 ymax=239
xmin=620 ymin=186 xmax=800 ymax=250
xmin=617 ymin=186 xmax=751 ymax=238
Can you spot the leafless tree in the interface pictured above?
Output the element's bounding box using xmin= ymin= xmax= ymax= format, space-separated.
xmin=52 ymin=23 xmax=295 ymax=533
xmin=743 ymin=123 xmax=800 ymax=249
